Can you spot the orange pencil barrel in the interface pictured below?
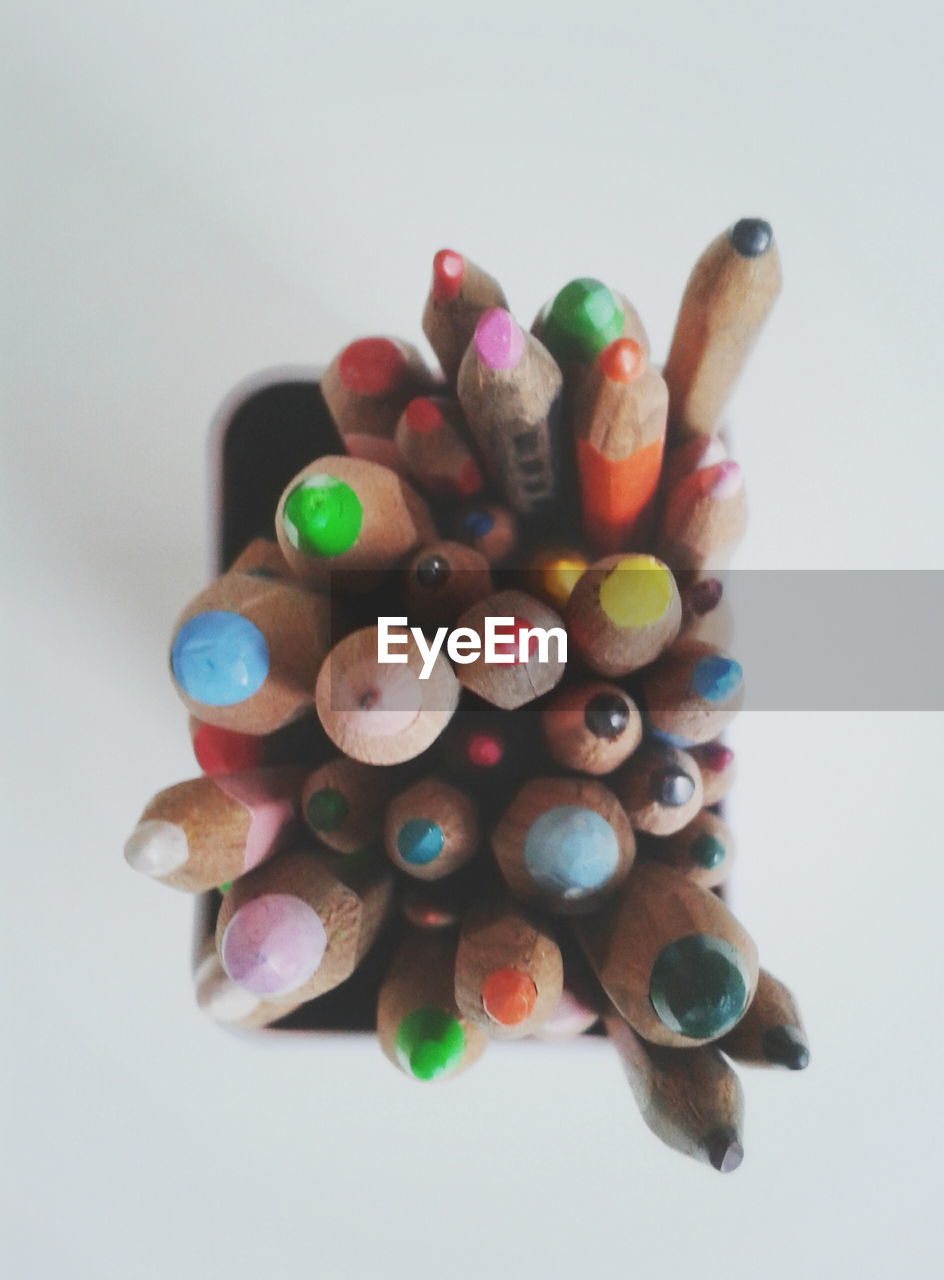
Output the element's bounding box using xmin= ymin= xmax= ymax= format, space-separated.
xmin=572 ymin=338 xmax=668 ymax=554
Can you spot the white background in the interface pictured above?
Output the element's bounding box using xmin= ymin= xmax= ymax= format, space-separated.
xmin=4 ymin=2 xmax=943 ymax=1277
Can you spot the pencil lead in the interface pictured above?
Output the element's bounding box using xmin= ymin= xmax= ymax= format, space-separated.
xmin=124 ymin=821 xmax=187 ymax=877
xmin=729 ymin=218 xmax=773 ymax=258
xmin=762 ymin=1026 xmax=811 ymax=1070
xmin=415 ymin=553 xmax=451 ymax=589
xmin=465 ymin=731 xmax=503 ymax=768
xmin=481 ymin=968 xmax=539 ymax=1028
xmin=599 ymin=336 xmax=645 ymax=383
xmin=337 ymin=336 xmax=409 ymax=395
xmin=431 ymin=249 xmax=465 ymax=301
xmin=584 ymin=692 xmax=631 ymax=740
xmin=473 ymin=307 xmax=525 ymax=370
xmin=707 ymin=1126 xmax=744 ymax=1173
xmin=650 ymin=765 xmax=696 ymax=808
xmin=691 ymin=653 xmax=743 ymax=704
xmin=403 ymin=396 xmax=444 ymax=433
xmin=688 ymin=578 xmax=724 ymax=616
xmin=397 ymin=1007 xmax=467 ymax=1080
xmin=704 ymin=459 xmax=743 ymax=498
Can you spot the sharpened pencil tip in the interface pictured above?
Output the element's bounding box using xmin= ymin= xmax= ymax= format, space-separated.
xmin=763 ymin=1026 xmax=811 ymax=1070
xmin=729 ymin=218 xmax=773 ymax=258
xmin=124 ymin=820 xmax=188 ymax=877
xmin=431 ymin=249 xmax=464 ymax=301
xmin=707 ymin=1127 xmax=744 ymax=1172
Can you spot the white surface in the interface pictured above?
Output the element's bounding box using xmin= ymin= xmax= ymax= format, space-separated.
xmin=3 ymin=2 xmax=943 ymax=1278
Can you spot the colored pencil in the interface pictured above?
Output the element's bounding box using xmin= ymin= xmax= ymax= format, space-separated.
xmin=541 ymin=680 xmax=643 ymax=775
xmin=438 ymin=705 xmax=534 ymax=805
xmin=454 ymin=896 xmax=564 ymax=1038
xmin=641 ymin=639 xmax=744 ymax=747
xmin=190 ymin=713 xmax=332 ymax=777
xmin=677 ymin=573 xmax=734 ymax=649
xmin=533 ymin=279 xmax=649 ymax=368
xmin=491 ymin=776 xmax=635 ymax=914
xmin=394 ymin=396 xmax=484 ymax=499
xmin=124 ymin=767 xmax=302 ymax=893
xmin=226 ymin=537 xmax=292 ymax=578
xmin=611 ymin=741 xmax=704 ymax=835
xmin=189 ymin=718 xmax=267 ymax=775
xmin=422 ymin=249 xmax=509 ymax=384
xmin=216 ymin=845 xmax=393 ymax=1002
xmin=399 ymin=881 xmax=466 ymax=932
xmin=321 ymin=336 xmax=436 ymax=470
xmin=566 ymin=553 xmax=681 ymax=677
xmin=450 ymin=499 xmax=519 ymax=565
xmin=524 ymin=546 xmax=589 ymax=610
xmin=663 ymin=218 xmax=782 ymax=440
xmin=453 ymin=589 xmax=567 ymax=710
xmin=718 ymin=968 xmax=810 ymax=1070
xmin=130 ymin=230 xmax=808 ymax=1173
xmin=170 ymin=567 xmax=331 ymax=736
xmin=315 ymin=625 xmax=460 ymax=765
xmin=660 ymin=434 xmax=728 ymax=494
xmin=689 ymin=740 xmax=736 ymax=806
xmin=384 ymin=776 xmax=480 ymax=881
xmin=657 ymin=459 xmax=747 ymax=573
xmin=276 ymin=455 xmax=435 ymax=591
xmin=604 ymin=1007 xmax=745 ymax=1172
xmin=193 ymin=902 xmax=308 ymax=1030
xmin=533 ymin=986 xmax=601 ymax=1040
xmin=404 ymin=539 xmax=493 ymax=629
xmin=457 ymin=308 xmax=563 ymax=514
xmin=572 ymin=337 xmax=668 ymax=553
xmin=576 ymin=861 xmax=758 ymax=1047
xmin=377 ymin=929 xmax=488 ymax=1081
xmin=301 ymin=755 xmax=395 ymax=854
xmin=644 ymin=809 xmax=735 ymax=890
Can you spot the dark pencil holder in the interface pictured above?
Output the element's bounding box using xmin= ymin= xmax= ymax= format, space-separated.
xmin=195 ymin=367 xmax=389 ymax=1033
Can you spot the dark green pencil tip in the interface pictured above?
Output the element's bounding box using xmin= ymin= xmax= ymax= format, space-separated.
xmin=707 ymin=1127 xmax=744 ymax=1173
xmin=763 ymin=1025 xmax=810 ymax=1070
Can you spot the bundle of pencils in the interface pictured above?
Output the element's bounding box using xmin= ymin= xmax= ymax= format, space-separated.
xmin=126 ymin=220 xmax=808 ymax=1173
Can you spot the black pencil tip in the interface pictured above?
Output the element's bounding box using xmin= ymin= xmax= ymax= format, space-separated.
xmin=707 ymin=1126 xmax=744 ymax=1173
xmin=729 ymin=218 xmax=773 ymax=258
xmin=763 ymin=1026 xmax=810 ymax=1070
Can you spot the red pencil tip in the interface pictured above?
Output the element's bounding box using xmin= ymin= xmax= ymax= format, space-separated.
xmin=404 ymin=397 xmax=443 ymax=434
xmin=700 ymin=741 xmax=734 ymax=771
xmin=337 ymin=337 xmax=407 ymax=396
xmin=192 ymin=723 xmax=263 ymax=775
xmin=466 ymin=732 xmax=503 ymax=768
xmin=600 ymin=337 xmax=645 ymax=383
xmin=455 ymin=458 xmax=484 ymax=497
xmin=432 ymin=249 xmax=465 ymax=301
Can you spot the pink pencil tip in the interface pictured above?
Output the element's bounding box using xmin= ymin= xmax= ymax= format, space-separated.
xmin=706 ymin=460 xmax=743 ymax=498
xmin=474 ymin=308 xmax=525 ymax=371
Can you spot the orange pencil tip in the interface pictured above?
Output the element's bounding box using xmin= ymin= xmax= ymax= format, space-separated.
xmin=481 ymin=968 xmax=538 ymax=1025
xmin=600 ymin=338 xmax=645 ymax=383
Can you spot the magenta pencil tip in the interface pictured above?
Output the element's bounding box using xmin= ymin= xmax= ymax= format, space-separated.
xmin=474 ymin=308 xmax=525 ymax=371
